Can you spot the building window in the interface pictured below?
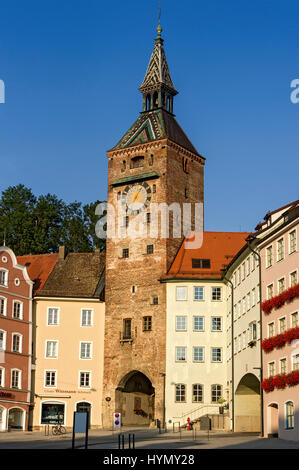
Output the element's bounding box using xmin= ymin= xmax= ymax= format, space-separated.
xmin=291 ymin=312 xmax=298 ymax=328
xmin=176 ymin=347 xmax=186 ymax=362
xmin=242 ymin=331 xmax=246 ymax=349
xmin=290 ymin=271 xmax=298 ymax=287
xmin=193 ymin=347 xmax=204 ymax=362
xmin=146 ymin=213 xmax=151 ymax=224
xmin=123 ymin=216 xmax=129 ymax=228
xmin=130 ymin=156 xmax=144 ymax=169
xmin=0 ymin=297 xmax=7 ymax=316
xmin=47 ymin=308 xmax=59 ymax=326
xmin=211 ymin=317 xmax=222 ymax=332
xmin=146 ymin=244 xmax=154 ymax=254
xmin=247 ymin=293 xmax=251 ymax=311
xmin=278 ymin=278 xmax=285 ymax=294
xmin=193 ymin=316 xmax=204 ymax=331
xmin=0 ymin=330 xmax=6 ymax=351
xmin=12 ymin=334 xmax=22 ymax=353
xmin=211 ymin=348 xmax=222 ymax=362
xmin=268 ymin=362 xmax=275 ymax=377
xmin=12 ymin=301 xmax=23 ymax=320
xmin=237 ymin=267 xmax=241 ymax=284
xmin=194 ymin=286 xmax=204 ymax=301
xmin=45 ymin=371 xmax=57 ymax=387
xmin=192 ymin=259 xmax=210 ymax=269
xmin=246 ymin=257 xmax=250 ymax=276
xmin=280 ymin=359 xmax=287 ymax=374
xmin=249 ymin=321 xmax=257 ymax=341
xmin=285 ymin=401 xmax=294 ymax=429
xmin=211 ymin=287 xmax=222 ymax=301
xmin=122 ymin=248 xmax=129 ymax=258
xmin=289 ymin=230 xmax=296 ymax=254
xmin=192 ymin=384 xmax=203 ymax=403
xmin=176 ymin=286 xmax=188 ymax=301
xmin=268 ymin=322 xmax=275 ymax=337
xmin=46 ymin=341 xmax=58 ymax=358
xmin=252 ymin=288 xmax=256 ymax=307
xmin=211 ymin=384 xmax=222 ymax=402
xmin=0 ymin=367 xmax=4 ymax=387
xmin=143 ymin=316 xmax=152 ymax=331
xmin=242 ymin=263 xmax=245 ymax=280
xmin=81 ymin=309 xmax=93 ymax=327
xmin=238 ymin=301 xmax=241 ymax=318
xmin=277 ymin=238 xmax=284 ymax=262
xmin=151 ymin=295 xmax=159 ymax=305
xmin=80 ymin=342 xmax=92 ymax=359
xmin=117 ymin=191 xmax=121 ymax=200
xmin=266 ymin=246 xmax=273 ymax=268
xmin=0 ymin=270 xmax=8 ymax=287
xmin=242 ymin=298 xmax=246 ymax=315
xmin=279 ymin=317 xmax=286 ymax=334
xmin=238 ymin=335 xmax=241 ymax=352
xmin=176 ymin=316 xmax=187 ymax=331
xmin=123 ymin=319 xmax=132 ymax=339
xmin=153 ymin=184 xmax=156 ymax=193
xmin=41 ymin=403 xmax=65 ymax=425
xmin=175 ymin=384 xmax=186 ymax=402
xmin=79 ymin=371 xmax=91 ymax=388
xmin=252 ymin=253 xmax=256 ymax=271
xmin=11 ymin=369 xmax=21 ymax=389
xmin=292 ymin=354 xmax=299 ymax=371
xmin=267 ymin=284 xmax=274 ymax=299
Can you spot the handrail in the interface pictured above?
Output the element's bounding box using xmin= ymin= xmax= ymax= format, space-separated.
xmin=173 ymin=404 xmax=220 ymax=421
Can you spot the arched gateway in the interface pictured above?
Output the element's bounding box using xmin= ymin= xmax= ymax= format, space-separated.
xmin=115 ymin=371 xmax=155 ymax=426
xmin=235 ymin=373 xmax=260 ymax=432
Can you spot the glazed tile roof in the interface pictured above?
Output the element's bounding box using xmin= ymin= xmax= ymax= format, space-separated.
xmin=111 ymin=109 xmax=202 ymax=157
xmin=17 ymin=253 xmax=58 ymax=296
xmin=38 ymin=251 xmax=106 ymax=298
xmin=166 ymin=231 xmax=251 ymax=279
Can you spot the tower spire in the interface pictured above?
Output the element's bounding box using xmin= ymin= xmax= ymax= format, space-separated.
xmin=139 ymin=18 xmax=178 ymax=114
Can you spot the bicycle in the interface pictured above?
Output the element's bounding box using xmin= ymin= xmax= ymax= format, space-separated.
xmin=52 ymin=422 xmax=66 ymax=435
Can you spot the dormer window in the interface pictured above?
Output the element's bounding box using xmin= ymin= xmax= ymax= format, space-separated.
xmin=0 ymin=270 xmax=8 ymax=287
xmin=130 ymin=156 xmax=144 ymax=169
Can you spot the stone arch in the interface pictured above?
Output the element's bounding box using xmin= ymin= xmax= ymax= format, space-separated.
xmin=234 ymin=373 xmax=260 ymax=432
xmin=115 ymin=370 xmax=155 ymax=426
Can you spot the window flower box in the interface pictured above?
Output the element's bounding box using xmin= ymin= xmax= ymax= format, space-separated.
xmin=261 ymin=284 xmax=299 ymax=314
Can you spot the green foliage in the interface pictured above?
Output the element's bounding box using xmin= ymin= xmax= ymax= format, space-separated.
xmin=0 ymin=185 xmax=106 ymax=255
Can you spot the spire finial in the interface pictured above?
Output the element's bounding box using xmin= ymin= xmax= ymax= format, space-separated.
xmin=156 ymin=5 xmax=162 ymax=38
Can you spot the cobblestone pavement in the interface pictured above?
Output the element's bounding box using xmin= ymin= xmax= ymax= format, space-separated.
xmin=0 ymin=428 xmax=299 ymax=449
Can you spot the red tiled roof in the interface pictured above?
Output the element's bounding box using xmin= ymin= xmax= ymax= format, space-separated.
xmin=166 ymin=231 xmax=251 ymax=279
xmin=17 ymin=253 xmax=58 ymax=295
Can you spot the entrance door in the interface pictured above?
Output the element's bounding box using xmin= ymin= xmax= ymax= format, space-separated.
xmin=268 ymin=403 xmax=278 ymax=437
xmin=76 ymin=402 xmax=91 ymax=428
xmin=8 ymin=408 xmax=24 ymax=430
xmin=0 ymin=407 xmax=5 ymax=431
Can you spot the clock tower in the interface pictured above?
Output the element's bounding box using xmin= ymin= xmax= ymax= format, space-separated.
xmin=102 ymin=23 xmax=205 ymax=427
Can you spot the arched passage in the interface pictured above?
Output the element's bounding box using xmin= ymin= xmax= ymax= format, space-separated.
xmin=235 ymin=373 xmax=260 ymax=432
xmin=267 ymin=403 xmax=278 ymax=437
xmin=8 ymin=407 xmax=25 ymax=430
xmin=115 ymin=370 xmax=155 ymax=426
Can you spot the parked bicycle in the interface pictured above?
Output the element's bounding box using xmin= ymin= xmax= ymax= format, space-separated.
xmin=52 ymin=422 xmax=66 ymax=435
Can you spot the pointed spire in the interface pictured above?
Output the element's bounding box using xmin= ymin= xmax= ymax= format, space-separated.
xmin=139 ymin=18 xmax=178 ymax=113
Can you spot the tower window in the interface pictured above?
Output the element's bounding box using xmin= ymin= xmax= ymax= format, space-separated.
xmin=185 ymin=188 xmax=188 ymax=198
xmin=130 ymin=156 xmax=144 ymax=169
xmin=146 ymin=213 xmax=151 ymax=223
xmin=147 ymin=244 xmax=154 ymax=255
xmin=146 ymin=94 xmax=151 ymax=111
xmin=151 ymin=295 xmax=158 ymax=305
xmin=122 ymin=160 xmax=126 ymax=171
xmin=123 ymin=319 xmax=132 ymax=340
xmin=149 ymin=155 xmax=154 ymax=166
xmin=143 ymin=316 xmax=152 ymax=331
xmin=153 ymin=91 xmax=158 ymax=108
xmin=123 ymin=216 xmax=129 ymax=228
xmin=153 ymin=184 xmax=156 ymax=193
xmin=122 ymin=248 xmax=129 ymax=259
xmin=117 ymin=191 xmax=121 ymax=200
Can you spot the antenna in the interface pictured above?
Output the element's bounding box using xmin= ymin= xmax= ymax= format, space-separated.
xmin=158 ymin=4 xmax=161 ymax=26
xmin=3 ymin=228 xmax=6 ymax=246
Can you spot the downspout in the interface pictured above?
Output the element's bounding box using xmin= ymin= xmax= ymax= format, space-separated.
xmin=247 ymin=239 xmax=264 ymax=438
xmin=221 ymin=271 xmax=234 ymax=432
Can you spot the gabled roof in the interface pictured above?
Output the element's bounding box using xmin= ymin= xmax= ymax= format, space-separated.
xmin=38 ymin=251 xmax=105 ymax=298
xmin=111 ymin=108 xmax=201 ymax=156
xmin=166 ymin=232 xmax=251 ymax=280
xmin=17 ymin=253 xmax=58 ymax=295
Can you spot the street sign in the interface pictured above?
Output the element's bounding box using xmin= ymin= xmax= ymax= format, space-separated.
xmin=113 ymin=412 xmax=121 ymax=429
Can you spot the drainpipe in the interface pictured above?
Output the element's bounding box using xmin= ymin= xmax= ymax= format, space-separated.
xmin=221 ymin=270 xmax=234 ymax=433
xmin=160 ymin=373 xmax=166 ymax=430
xmin=247 ymin=239 xmax=264 ymax=438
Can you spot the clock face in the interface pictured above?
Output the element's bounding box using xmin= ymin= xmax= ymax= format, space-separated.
xmin=122 ymin=182 xmax=152 ymax=215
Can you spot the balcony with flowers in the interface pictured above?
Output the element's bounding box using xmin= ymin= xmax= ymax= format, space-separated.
xmin=261 ymin=326 xmax=299 ymax=353
xmin=261 ymin=284 xmax=299 ymax=314
xmin=261 ymin=370 xmax=299 ymax=392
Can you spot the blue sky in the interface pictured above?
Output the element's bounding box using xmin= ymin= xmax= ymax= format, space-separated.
xmin=0 ymin=0 xmax=298 ymax=232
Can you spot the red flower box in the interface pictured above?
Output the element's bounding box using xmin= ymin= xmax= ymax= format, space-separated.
xmin=262 ymin=371 xmax=299 ymax=392
xmin=261 ymin=284 xmax=299 ymax=314
xmin=261 ymin=326 xmax=299 ymax=352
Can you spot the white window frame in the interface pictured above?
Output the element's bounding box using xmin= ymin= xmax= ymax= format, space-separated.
xmin=252 ymin=288 xmax=256 ymax=307
xmin=211 ymin=287 xmax=222 ymax=302
xmin=176 ymin=286 xmax=188 ymax=301
xmin=0 ymin=269 xmax=8 ymax=288
xmin=47 ymin=307 xmax=60 ymax=326
xmin=80 ymin=341 xmax=93 ymax=360
xmin=291 ymin=312 xmax=298 ymax=328
xmin=211 ymin=347 xmax=222 ymax=363
xmin=0 ymin=329 xmax=6 ymax=351
xmin=175 ymin=384 xmax=186 ymax=403
xmin=277 ymin=277 xmax=286 ymax=294
xmin=193 ymin=286 xmax=204 ymax=301
xmin=79 ymin=370 xmax=92 ymax=389
xmin=0 ymin=296 xmax=7 ymax=316
xmin=11 ymin=368 xmax=21 ymax=389
xmin=44 ymin=370 xmax=57 ymax=388
xmin=12 ymin=300 xmax=23 ymax=320
xmin=267 ymin=283 xmax=274 ymax=299
xmin=193 ymin=347 xmax=204 ymax=363
xmin=175 ymin=316 xmax=187 ymax=331
xmin=193 ymin=316 xmax=205 ymax=332
xmin=278 ymin=316 xmax=287 ymax=334
xmin=211 ymin=317 xmax=222 ymax=332
xmin=11 ymin=333 xmax=23 ymax=353
xmin=0 ymin=366 xmax=4 ymax=387
xmin=280 ymin=357 xmax=287 ymax=375
xmin=266 ymin=245 xmax=273 ymax=268
xmin=81 ymin=308 xmax=94 ymax=327
xmin=277 ymin=238 xmax=285 ymax=262
xmin=175 ymin=346 xmax=187 ymax=362
xmin=292 ymin=353 xmax=299 ymax=371
xmin=268 ymin=361 xmax=275 ymax=377
xmin=289 ymin=269 xmax=298 ymax=288
xmin=268 ymin=322 xmax=275 ymax=337
xmin=288 ymin=229 xmax=297 ymax=254
xmin=45 ymin=340 xmax=59 ymax=359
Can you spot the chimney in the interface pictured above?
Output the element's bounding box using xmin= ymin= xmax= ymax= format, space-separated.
xmin=58 ymin=245 xmax=66 ymax=261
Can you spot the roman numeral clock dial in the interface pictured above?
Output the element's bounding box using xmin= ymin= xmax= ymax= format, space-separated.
xmin=122 ymin=182 xmax=152 ymax=215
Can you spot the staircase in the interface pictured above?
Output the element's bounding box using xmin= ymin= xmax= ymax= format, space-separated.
xmin=173 ymin=404 xmax=229 ymax=430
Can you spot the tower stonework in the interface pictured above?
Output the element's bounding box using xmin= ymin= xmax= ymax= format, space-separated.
xmin=102 ymin=25 xmax=205 ymax=427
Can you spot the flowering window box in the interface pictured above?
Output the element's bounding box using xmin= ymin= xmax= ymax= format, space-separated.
xmin=262 ymin=370 xmax=299 ymax=392
xmin=261 ymin=284 xmax=299 ymax=314
xmin=261 ymin=326 xmax=299 ymax=352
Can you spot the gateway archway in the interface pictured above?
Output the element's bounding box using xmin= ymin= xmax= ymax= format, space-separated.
xmin=116 ymin=371 xmax=155 ymax=426
xmin=235 ymin=373 xmax=260 ymax=432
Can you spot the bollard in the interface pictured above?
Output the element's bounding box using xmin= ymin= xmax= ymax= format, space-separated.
xmin=129 ymin=434 xmax=131 ymax=449
xmin=133 ymin=433 xmax=135 ymax=449
xmin=122 ymin=433 xmax=124 ymax=449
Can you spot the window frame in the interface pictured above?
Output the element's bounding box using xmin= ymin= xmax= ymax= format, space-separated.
xmin=193 ymin=316 xmax=205 ymax=332
xmin=0 ymin=269 xmax=8 ymax=288
xmin=79 ymin=370 xmax=92 ymax=389
xmin=193 ymin=346 xmax=204 ymax=363
xmin=175 ymin=346 xmax=187 ymax=362
xmin=192 ymin=384 xmax=203 ymax=403
xmin=44 ymin=370 xmax=57 ymax=388
xmin=285 ymin=401 xmax=294 ymax=429
xmin=211 ymin=347 xmax=222 ymax=363
xmin=11 ymin=368 xmax=21 ymax=389
xmin=211 ymin=384 xmax=222 ymax=403
xmin=175 ymin=383 xmax=186 ymax=403
xmin=0 ymin=297 xmax=7 ymax=317
xmin=81 ymin=308 xmax=94 ymax=327
xmin=79 ymin=341 xmax=93 ymax=360
xmin=47 ymin=307 xmax=60 ymax=326
xmin=211 ymin=317 xmax=222 ymax=332
xmin=45 ymin=340 xmax=59 ymax=359
xmin=11 ymin=333 xmax=23 ymax=353
xmin=176 ymin=286 xmax=188 ymax=301
xmin=211 ymin=287 xmax=222 ymax=302
xmin=193 ymin=286 xmax=204 ymax=301
xmin=175 ymin=316 xmax=187 ymax=332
